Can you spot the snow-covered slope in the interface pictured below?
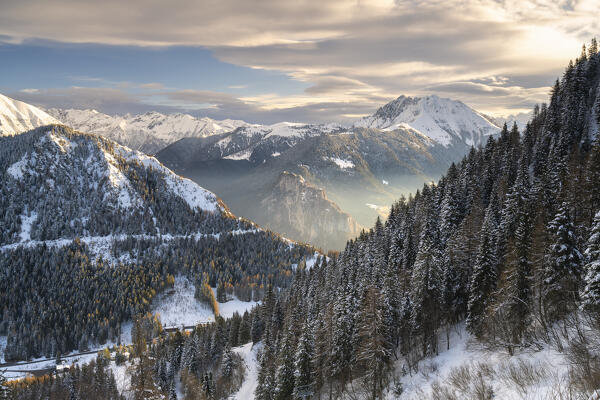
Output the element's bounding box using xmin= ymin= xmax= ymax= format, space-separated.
xmin=0 ymin=124 xmax=223 ymax=249
xmin=0 ymin=93 xmax=60 ymax=136
xmin=355 ymin=95 xmax=500 ymax=147
xmin=232 ymin=342 xmax=261 ymax=400
xmin=47 ymin=108 xmax=249 ymax=154
xmin=386 ymin=324 xmax=585 ymax=400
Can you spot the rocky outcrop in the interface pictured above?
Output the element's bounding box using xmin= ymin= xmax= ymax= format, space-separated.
xmin=260 ymin=171 xmax=361 ymax=250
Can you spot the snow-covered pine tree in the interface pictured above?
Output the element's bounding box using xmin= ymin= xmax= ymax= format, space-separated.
xmin=582 ymin=211 xmax=600 ymax=314
xmin=354 ymin=286 xmax=391 ymax=400
xmin=543 ymin=202 xmax=584 ymax=322
xmin=467 ymin=204 xmax=499 ymax=337
xmin=409 ymin=215 xmax=443 ymax=355
xmin=292 ymin=321 xmax=314 ymax=399
xmin=273 ymin=325 xmax=295 ymax=400
xmin=255 ymin=327 xmax=276 ymax=400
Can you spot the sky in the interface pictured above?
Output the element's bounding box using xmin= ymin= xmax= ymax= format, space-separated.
xmin=1 ymin=0 xmax=598 ymax=124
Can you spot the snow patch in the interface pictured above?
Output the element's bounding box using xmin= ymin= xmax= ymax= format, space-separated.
xmin=102 ymin=151 xmax=137 ymax=208
xmin=224 ymin=148 xmax=253 ymax=161
xmin=151 ymin=275 xmax=259 ymax=328
xmin=325 ymin=156 xmax=355 ymax=169
xmin=151 ymin=276 xmax=215 ymax=327
xmin=305 ymin=252 xmax=320 ymax=270
xmin=6 ymin=153 xmax=32 ymax=179
xmin=218 ymin=295 xmax=259 ymax=319
xmin=48 ymin=131 xmax=74 ymax=152
xmin=109 ymin=362 xmax=132 ymax=399
xmin=19 ymin=212 xmax=37 ymax=242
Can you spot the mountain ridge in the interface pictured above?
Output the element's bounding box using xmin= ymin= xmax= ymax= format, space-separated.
xmin=45 ymin=107 xmax=250 ymax=154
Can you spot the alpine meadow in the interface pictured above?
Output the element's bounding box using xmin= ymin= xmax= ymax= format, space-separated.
xmin=1 ymin=1 xmax=600 ymax=399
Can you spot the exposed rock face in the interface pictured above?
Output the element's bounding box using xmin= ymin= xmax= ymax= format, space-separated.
xmin=260 ymin=171 xmax=361 ymax=250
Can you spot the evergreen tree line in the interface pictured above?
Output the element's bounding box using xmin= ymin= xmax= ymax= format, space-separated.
xmin=6 ymin=356 xmax=123 ymax=400
xmin=246 ymin=40 xmax=600 ymax=399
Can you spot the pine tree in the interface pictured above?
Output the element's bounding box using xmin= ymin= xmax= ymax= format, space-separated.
xmin=582 ymin=211 xmax=600 ymax=314
xmin=354 ymin=287 xmax=391 ymax=400
xmin=311 ymin=307 xmax=332 ymax=397
xmin=493 ymin=209 xmax=532 ymax=348
xmin=543 ymin=203 xmax=584 ymax=322
xmin=255 ymin=328 xmax=276 ymax=400
xmin=222 ymin=347 xmax=235 ymax=378
xmin=410 ymin=220 xmax=442 ymax=355
xmin=584 ymin=140 xmax=600 ymax=225
xmin=238 ymin=311 xmax=251 ymax=345
xmin=292 ymin=322 xmax=314 ymax=399
xmin=467 ymin=206 xmax=499 ymax=337
xmin=273 ymin=326 xmax=295 ymax=400
xmin=251 ymin=311 xmax=263 ymax=345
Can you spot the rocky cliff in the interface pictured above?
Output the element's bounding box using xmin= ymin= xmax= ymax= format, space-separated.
xmin=260 ymin=171 xmax=361 ymax=250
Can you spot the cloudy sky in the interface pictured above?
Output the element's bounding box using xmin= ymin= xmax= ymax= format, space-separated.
xmin=1 ymin=0 xmax=598 ymax=124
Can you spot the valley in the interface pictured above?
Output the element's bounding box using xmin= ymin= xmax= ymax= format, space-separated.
xmin=1 ymin=5 xmax=600 ymax=397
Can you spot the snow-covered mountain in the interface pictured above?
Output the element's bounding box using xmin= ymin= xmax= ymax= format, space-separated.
xmin=46 ymin=108 xmax=249 ymax=154
xmin=0 ymin=94 xmax=60 ymax=136
xmin=354 ymin=94 xmax=500 ymax=147
xmin=1 ymin=124 xmax=223 ymax=248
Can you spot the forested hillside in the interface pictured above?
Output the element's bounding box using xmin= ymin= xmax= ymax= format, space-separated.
xmin=0 ymin=125 xmax=316 ymax=362
xmin=239 ymin=41 xmax=600 ymax=398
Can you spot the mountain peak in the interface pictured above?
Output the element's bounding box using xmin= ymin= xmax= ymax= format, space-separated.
xmin=0 ymin=93 xmax=60 ymax=136
xmin=355 ymin=94 xmax=500 ymax=147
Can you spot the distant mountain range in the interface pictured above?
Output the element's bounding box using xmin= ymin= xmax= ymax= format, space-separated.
xmin=156 ymin=95 xmax=501 ymax=249
xmin=0 ymin=93 xmax=502 ymax=249
xmin=45 ymin=108 xmax=249 ymax=154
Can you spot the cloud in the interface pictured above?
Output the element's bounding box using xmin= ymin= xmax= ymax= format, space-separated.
xmin=9 ymin=87 xmax=179 ymax=115
xmin=1 ymin=0 xmax=597 ymax=120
